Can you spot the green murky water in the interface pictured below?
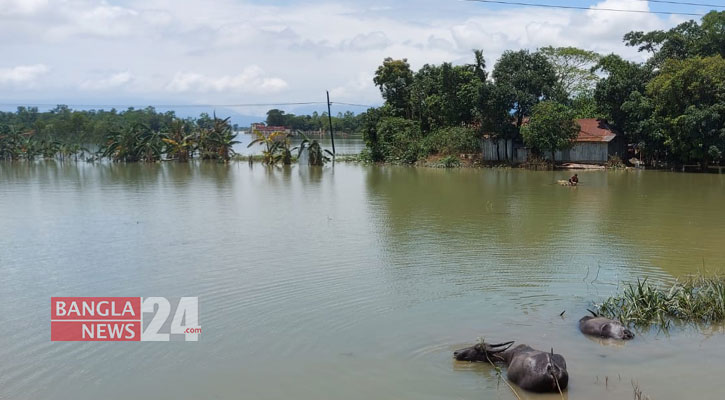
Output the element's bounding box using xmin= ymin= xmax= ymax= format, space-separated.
xmin=0 ymin=162 xmax=723 ymax=399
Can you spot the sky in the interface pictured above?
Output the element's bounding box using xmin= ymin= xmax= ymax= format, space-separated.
xmin=0 ymin=0 xmax=715 ymax=118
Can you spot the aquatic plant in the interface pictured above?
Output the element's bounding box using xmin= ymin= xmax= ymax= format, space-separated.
xmin=598 ymin=275 xmax=725 ymax=329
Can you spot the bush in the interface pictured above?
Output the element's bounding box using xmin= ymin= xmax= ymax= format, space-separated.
xmin=606 ymin=154 xmax=625 ymax=168
xmin=436 ymin=155 xmax=461 ymax=168
xmin=375 ymin=117 xmax=423 ymax=164
xmin=421 ymin=126 xmax=480 ymax=156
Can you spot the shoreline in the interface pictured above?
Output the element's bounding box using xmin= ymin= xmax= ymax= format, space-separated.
xmin=2 ymin=156 xmax=722 ymax=174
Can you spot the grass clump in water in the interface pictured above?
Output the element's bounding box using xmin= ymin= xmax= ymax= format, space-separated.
xmin=598 ymin=275 xmax=725 ymax=329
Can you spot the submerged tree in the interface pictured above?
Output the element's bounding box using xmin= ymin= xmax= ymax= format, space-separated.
xmin=247 ymin=129 xmax=290 ymax=165
xmin=294 ymin=133 xmax=332 ymax=166
xmin=99 ymin=124 xmax=165 ymax=162
xmin=199 ymin=115 xmax=238 ymax=162
xmin=162 ymin=119 xmax=196 ymax=162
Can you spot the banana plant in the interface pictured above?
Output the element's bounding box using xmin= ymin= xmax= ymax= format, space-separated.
xmin=162 ymin=119 xmax=197 ymax=162
xmin=199 ymin=115 xmax=239 ymax=162
xmin=293 ymin=132 xmax=333 ymax=166
xmin=247 ymin=129 xmax=291 ymax=165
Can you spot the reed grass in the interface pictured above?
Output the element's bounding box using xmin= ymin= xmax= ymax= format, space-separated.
xmin=598 ymin=275 xmax=725 ymax=329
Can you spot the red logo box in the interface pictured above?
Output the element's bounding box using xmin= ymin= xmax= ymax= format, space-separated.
xmin=51 ymin=297 xmax=141 ymax=341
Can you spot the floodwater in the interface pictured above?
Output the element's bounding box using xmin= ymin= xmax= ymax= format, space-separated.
xmin=0 ymin=162 xmax=724 ymax=400
xmin=234 ymin=132 xmax=364 ymax=156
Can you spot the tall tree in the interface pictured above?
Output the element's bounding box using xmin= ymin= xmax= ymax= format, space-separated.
xmin=624 ymin=11 xmax=725 ymax=66
xmin=647 ymin=55 xmax=725 ymax=169
xmin=539 ymin=46 xmax=601 ymax=98
xmin=374 ymin=58 xmax=414 ymax=118
xmin=492 ymin=50 xmax=558 ymax=160
xmin=266 ymin=109 xmax=287 ymax=126
xmin=592 ymin=54 xmax=653 ymax=137
xmin=492 ymin=49 xmax=558 ymax=128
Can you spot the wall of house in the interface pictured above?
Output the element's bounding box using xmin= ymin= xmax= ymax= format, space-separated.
xmin=482 ymin=139 xmax=611 ymax=163
xmin=481 ymin=138 xmax=511 ymax=161
xmin=548 ymin=142 xmax=609 ymax=163
xmin=481 ymin=138 xmax=528 ymax=163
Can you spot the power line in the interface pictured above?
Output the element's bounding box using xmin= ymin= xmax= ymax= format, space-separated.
xmin=465 ymin=0 xmax=707 ymax=16
xmin=0 ymin=101 xmax=329 ymax=109
xmin=642 ymin=0 xmax=725 ymax=8
xmin=332 ymin=102 xmax=375 ymax=108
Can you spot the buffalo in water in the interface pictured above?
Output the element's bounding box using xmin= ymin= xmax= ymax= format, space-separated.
xmin=579 ymin=310 xmax=634 ymax=340
xmin=453 ymin=341 xmax=568 ymax=393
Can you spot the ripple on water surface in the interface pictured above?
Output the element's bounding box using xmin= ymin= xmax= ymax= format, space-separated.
xmin=0 ymin=162 xmax=723 ymax=399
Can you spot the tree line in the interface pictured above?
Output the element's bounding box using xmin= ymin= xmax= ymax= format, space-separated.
xmin=0 ymin=103 xmax=367 ymax=162
xmin=264 ymin=109 xmax=364 ymax=133
xmin=0 ymin=106 xmax=241 ymax=162
xmin=359 ymin=11 xmax=725 ymax=170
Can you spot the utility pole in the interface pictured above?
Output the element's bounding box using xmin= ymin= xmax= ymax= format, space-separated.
xmin=326 ymin=90 xmax=336 ymax=160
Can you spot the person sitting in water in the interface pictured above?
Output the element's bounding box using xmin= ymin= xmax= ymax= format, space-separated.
xmin=568 ymin=173 xmax=579 ymax=185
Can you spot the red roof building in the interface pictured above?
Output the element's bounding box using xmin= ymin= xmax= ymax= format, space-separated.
xmin=480 ymin=118 xmax=626 ymax=164
xmin=575 ymin=119 xmax=618 ymax=143
xmin=250 ymin=123 xmax=292 ymax=134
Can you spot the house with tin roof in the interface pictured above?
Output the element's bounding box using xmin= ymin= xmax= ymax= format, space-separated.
xmin=550 ymin=118 xmax=624 ymax=163
xmin=481 ymin=118 xmax=625 ymax=164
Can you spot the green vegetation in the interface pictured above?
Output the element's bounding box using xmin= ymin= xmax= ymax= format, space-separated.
xmin=247 ymin=129 xmax=292 ymax=165
xmin=422 ymin=127 xmax=480 ymax=156
xmin=294 ymin=133 xmax=333 ymax=166
xmin=1 ymin=110 xmax=239 ymax=163
xmin=3 ymin=12 xmax=724 ymax=169
xmin=359 ymin=11 xmax=725 ymax=169
xmin=598 ymin=275 xmax=725 ymax=329
xmin=264 ymin=108 xmax=363 ymax=133
xmin=0 ymin=105 xmax=178 ymax=145
xmin=434 ymin=155 xmax=461 ymax=169
xmin=245 ymin=130 xmax=333 ymax=166
xmin=521 ymin=101 xmax=580 ymax=162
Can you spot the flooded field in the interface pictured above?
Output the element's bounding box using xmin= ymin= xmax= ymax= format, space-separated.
xmin=0 ymin=162 xmax=723 ymax=399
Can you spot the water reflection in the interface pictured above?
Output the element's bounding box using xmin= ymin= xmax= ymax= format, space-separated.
xmin=0 ymin=162 xmax=723 ymax=400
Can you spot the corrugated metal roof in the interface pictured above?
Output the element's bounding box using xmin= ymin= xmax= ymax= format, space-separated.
xmin=576 ymin=119 xmax=617 ymax=143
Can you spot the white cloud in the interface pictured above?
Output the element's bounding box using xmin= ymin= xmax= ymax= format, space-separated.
xmin=0 ymin=64 xmax=49 ymax=85
xmin=80 ymin=72 xmax=132 ymax=90
xmin=0 ymin=0 xmax=689 ymax=107
xmin=166 ymin=66 xmax=288 ymax=94
xmin=346 ymin=32 xmax=390 ymax=51
xmin=0 ymin=0 xmax=48 ymax=16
